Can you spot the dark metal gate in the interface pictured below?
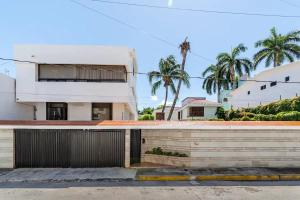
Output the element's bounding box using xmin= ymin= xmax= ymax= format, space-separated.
xmin=130 ymin=129 xmax=141 ymax=165
xmin=15 ymin=129 xmax=125 ymax=168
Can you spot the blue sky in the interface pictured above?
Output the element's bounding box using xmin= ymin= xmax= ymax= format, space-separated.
xmin=0 ymin=0 xmax=299 ymax=110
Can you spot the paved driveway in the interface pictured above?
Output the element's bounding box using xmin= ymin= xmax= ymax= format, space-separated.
xmin=0 ymin=168 xmax=137 ymax=182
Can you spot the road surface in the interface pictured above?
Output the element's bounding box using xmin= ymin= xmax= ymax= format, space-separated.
xmin=1 ymin=181 xmax=300 ymax=200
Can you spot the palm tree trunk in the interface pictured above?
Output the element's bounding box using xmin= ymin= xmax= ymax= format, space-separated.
xmin=217 ymin=86 xmax=221 ymax=103
xmin=167 ymin=53 xmax=187 ymax=121
xmin=162 ymin=86 xmax=168 ymax=114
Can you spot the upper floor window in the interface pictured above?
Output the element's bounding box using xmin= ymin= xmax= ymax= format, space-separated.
xmin=247 ymin=91 xmax=250 ymax=95
xmin=260 ymin=85 xmax=266 ymax=90
xmin=270 ymin=81 xmax=277 ymax=87
xmin=189 ymin=107 xmax=204 ymax=117
xmin=223 ymin=98 xmax=228 ymax=102
xmin=285 ymin=76 xmax=290 ymax=82
xmin=38 ymin=64 xmax=127 ymax=83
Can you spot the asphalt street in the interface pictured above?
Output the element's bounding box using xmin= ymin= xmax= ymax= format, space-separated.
xmin=1 ymin=181 xmax=300 ymax=200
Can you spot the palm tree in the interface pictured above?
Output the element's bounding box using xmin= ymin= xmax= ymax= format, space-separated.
xmin=254 ymin=27 xmax=300 ymax=68
xmin=148 ymin=55 xmax=184 ymax=114
xmin=167 ymin=38 xmax=191 ymax=120
xmin=202 ymin=64 xmax=229 ymax=103
xmin=217 ymin=44 xmax=252 ymax=87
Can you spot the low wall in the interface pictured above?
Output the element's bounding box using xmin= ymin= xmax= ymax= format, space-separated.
xmin=0 ymin=129 xmax=14 ymax=168
xmin=141 ymin=129 xmax=300 ymax=168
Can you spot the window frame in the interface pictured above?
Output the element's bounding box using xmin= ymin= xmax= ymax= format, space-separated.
xmin=38 ymin=64 xmax=127 ymax=83
xmin=188 ymin=107 xmax=204 ymax=117
xmin=46 ymin=102 xmax=68 ymax=120
xmin=91 ymin=103 xmax=113 ymax=121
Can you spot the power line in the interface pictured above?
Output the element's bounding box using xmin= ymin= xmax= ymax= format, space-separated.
xmin=278 ymin=0 xmax=300 ymax=8
xmin=3 ymin=57 xmax=300 ymax=84
xmin=92 ymin=0 xmax=300 ymax=19
xmin=69 ymin=0 xmax=213 ymax=62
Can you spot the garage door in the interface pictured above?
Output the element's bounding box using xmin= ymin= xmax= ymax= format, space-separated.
xmin=15 ymin=129 xmax=125 ymax=168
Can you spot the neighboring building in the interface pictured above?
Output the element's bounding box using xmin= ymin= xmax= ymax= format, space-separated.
xmin=153 ymin=97 xmax=220 ymax=120
xmin=223 ymin=61 xmax=300 ymax=109
xmin=13 ymin=45 xmax=138 ymax=120
xmin=0 ymin=73 xmax=34 ymax=120
xmin=153 ymin=106 xmax=180 ymax=121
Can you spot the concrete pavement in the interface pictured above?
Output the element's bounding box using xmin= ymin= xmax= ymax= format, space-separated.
xmin=0 ymin=168 xmax=137 ymax=182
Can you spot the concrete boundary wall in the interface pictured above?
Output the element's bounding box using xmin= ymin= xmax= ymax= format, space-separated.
xmin=141 ymin=129 xmax=300 ymax=168
xmin=0 ymin=129 xmax=14 ymax=168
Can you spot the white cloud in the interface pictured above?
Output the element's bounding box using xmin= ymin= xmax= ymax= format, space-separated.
xmin=151 ymin=95 xmax=158 ymax=101
xmin=168 ymin=0 xmax=173 ymax=7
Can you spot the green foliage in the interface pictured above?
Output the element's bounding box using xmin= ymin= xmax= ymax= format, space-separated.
xmin=138 ymin=107 xmax=154 ymax=115
xmin=145 ymin=147 xmax=188 ymax=157
xmin=215 ymin=107 xmax=226 ymax=119
xmin=254 ymin=27 xmax=300 ymax=68
xmin=138 ymin=114 xmax=154 ymax=121
xmin=226 ymin=97 xmax=300 ymax=121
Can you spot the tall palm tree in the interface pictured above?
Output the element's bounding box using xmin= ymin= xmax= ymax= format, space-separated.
xmin=254 ymin=27 xmax=300 ymax=68
xmin=167 ymin=38 xmax=191 ymax=120
xmin=217 ymin=44 xmax=252 ymax=87
xmin=202 ymin=64 xmax=229 ymax=103
xmin=148 ymin=55 xmax=184 ymax=114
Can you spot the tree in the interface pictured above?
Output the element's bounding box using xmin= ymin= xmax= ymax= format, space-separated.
xmin=167 ymin=38 xmax=191 ymax=120
xmin=138 ymin=107 xmax=154 ymax=115
xmin=148 ymin=55 xmax=185 ymax=114
xmin=254 ymin=27 xmax=300 ymax=68
xmin=202 ymin=64 xmax=229 ymax=103
xmin=217 ymin=44 xmax=253 ymax=87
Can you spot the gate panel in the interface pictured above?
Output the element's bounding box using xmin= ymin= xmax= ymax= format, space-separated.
xmin=130 ymin=129 xmax=141 ymax=165
xmin=15 ymin=129 xmax=125 ymax=168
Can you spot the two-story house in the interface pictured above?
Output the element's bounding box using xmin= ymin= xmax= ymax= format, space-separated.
xmin=221 ymin=61 xmax=300 ymax=109
xmin=13 ymin=45 xmax=138 ymax=121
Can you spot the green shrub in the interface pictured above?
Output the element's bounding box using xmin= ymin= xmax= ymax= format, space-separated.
xmin=138 ymin=114 xmax=154 ymax=121
xmin=215 ymin=107 xmax=226 ymax=119
xmin=291 ymin=98 xmax=300 ymax=111
xmin=145 ymin=147 xmax=188 ymax=157
xmin=240 ymin=116 xmax=251 ymax=121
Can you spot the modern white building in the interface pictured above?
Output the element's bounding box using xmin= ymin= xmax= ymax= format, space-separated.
xmin=11 ymin=45 xmax=138 ymax=121
xmin=0 ymin=73 xmax=34 ymax=120
xmin=222 ymin=61 xmax=300 ymax=109
xmin=153 ymin=97 xmax=220 ymax=120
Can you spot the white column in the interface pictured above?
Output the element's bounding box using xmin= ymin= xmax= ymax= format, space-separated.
xmin=124 ymin=129 xmax=131 ymax=168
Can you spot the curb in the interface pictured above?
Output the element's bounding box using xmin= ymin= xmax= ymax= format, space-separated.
xmin=136 ymin=174 xmax=300 ymax=181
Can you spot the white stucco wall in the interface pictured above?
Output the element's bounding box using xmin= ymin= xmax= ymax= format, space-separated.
xmin=14 ymin=45 xmax=138 ymax=119
xmin=0 ymin=74 xmax=34 ymax=120
xmin=228 ymin=61 xmax=300 ymax=109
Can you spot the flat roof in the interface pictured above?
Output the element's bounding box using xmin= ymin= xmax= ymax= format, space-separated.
xmin=1 ymin=120 xmax=300 ymax=130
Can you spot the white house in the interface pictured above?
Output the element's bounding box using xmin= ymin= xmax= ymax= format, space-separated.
xmin=0 ymin=73 xmax=34 ymax=120
xmin=13 ymin=45 xmax=138 ymax=121
xmin=153 ymin=97 xmax=220 ymax=120
xmin=222 ymin=61 xmax=300 ymax=109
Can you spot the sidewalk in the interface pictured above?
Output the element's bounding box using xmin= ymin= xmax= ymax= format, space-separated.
xmin=1 ymin=168 xmax=300 ymax=183
xmin=136 ymin=168 xmax=300 ymax=181
xmin=0 ymin=168 xmax=137 ymax=183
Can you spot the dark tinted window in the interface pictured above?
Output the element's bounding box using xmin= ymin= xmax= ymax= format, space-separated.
xmin=189 ymin=107 xmax=204 ymax=117
xmin=285 ymin=76 xmax=290 ymax=82
xmin=270 ymin=81 xmax=277 ymax=87
xmin=46 ymin=103 xmax=68 ymax=120
xmin=260 ymin=85 xmax=266 ymax=90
